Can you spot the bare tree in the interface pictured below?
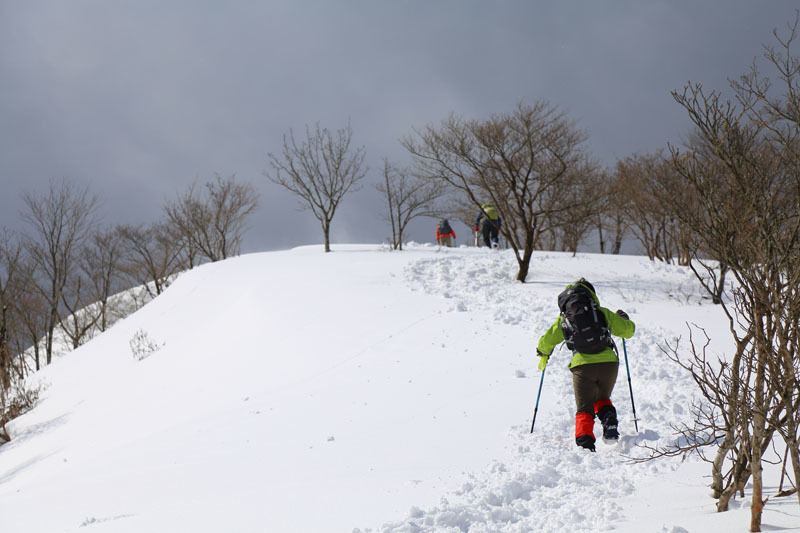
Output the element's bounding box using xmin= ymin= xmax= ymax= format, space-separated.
xmin=615 ymin=152 xmax=693 ymax=265
xmin=164 ymin=174 xmax=259 ymax=263
xmin=56 ymin=228 xmax=126 ymax=350
xmin=1 ymin=233 xmax=43 ymax=442
xmin=548 ymin=165 xmax=607 ymax=255
xmin=58 ymin=270 xmax=98 ymax=350
xmin=0 ymin=230 xmax=22 ymax=398
xmin=21 ymin=179 xmax=99 ymax=365
xmin=402 ymin=101 xmax=596 ymax=281
xmin=82 ymin=229 xmax=125 ymax=332
xmin=13 ymin=257 xmax=47 ymax=372
xmin=265 ymin=122 xmax=367 ymax=252
xmin=376 ymin=159 xmax=444 ymax=250
xmin=596 ymin=166 xmax=633 ymax=255
xmin=117 ymin=222 xmax=184 ymax=302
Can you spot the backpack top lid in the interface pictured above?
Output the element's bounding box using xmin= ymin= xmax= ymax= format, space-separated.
xmin=558 ymin=283 xmax=597 ymax=314
xmin=557 ymin=281 xmax=610 ymax=354
xmin=439 ymin=219 xmax=451 ymax=231
xmin=575 ymin=278 xmax=595 ymax=295
xmin=481 ymin=204 xmax=499 ymax=220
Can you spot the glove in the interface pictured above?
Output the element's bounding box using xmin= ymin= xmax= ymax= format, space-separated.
xmin=616 ymin=309 xmax=629 ymax=320
xmin=474 ymin=226 xmax=479 ymax=232
xmin=536 ymin=349 xmax=549 ymax=370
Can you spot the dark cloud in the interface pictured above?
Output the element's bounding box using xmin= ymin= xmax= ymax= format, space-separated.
xmin=1 ymin=1 xmax=796 ymax=250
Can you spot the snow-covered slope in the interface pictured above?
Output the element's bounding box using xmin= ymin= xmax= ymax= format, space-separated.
xmin=0 ymin=245 xmax=797 ymax=532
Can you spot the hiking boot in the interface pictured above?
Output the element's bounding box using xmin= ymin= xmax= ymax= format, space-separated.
xmin=602 ymin=424 xmax=619 ymax=441
xmin=597 ymin=405 xmax=619 ymax=441
xmin=576 ymin=435 xmax=596 ymax=452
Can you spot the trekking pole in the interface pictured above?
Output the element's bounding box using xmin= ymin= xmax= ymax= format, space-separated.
xmin=622 ymin=339 xmax=639 ymax=433
xmin=529 ymin=366 xmax=546 ymax=434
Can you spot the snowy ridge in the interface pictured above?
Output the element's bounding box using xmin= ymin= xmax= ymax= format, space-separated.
xmin=0 ymin=245 xmax=797 ymax=532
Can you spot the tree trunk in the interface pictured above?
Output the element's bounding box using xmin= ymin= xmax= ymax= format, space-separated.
xmin=323 ymin=220 xmax=331 ymax=253
xmin=785 ymin=419 xmax=800 ymax=506
xmin=750 ymin=432 xmax=765 ymax=531
xmin=0 ymin=305 xmax=9 ymax=392
xmin=596 ymin=221 xmax=605 ymax=254
xmin=718 ymin=451 xmax=749 ymax=511
xmin=714 ymin=340 xmax=745 ymax=500
xmin=32 ymin=341 xmax=40 ymax=371
xmin=712 ymin=264 xmax=728 ymax=305
xmin=516 ymin=244 xmax=534 ymax=282
xmin=711 ymin=428 xmax=736 ymax=499
xmin=750 ymin=353 xmax=767 ymax=532
xmin=516 ymin=261 xmax=529 ymax=283
xmin=46 ymin=307 xmax=57 ymax=365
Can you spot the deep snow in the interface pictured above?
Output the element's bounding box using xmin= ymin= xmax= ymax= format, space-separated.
xmin=0 ymin=244 xmax=797 ymax=532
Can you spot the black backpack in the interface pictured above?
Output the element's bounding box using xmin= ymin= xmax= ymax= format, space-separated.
xmin=558 ymin=284 xmax=612 ymax=354
xmin=439 ymin=219 xmax=452 ymax=234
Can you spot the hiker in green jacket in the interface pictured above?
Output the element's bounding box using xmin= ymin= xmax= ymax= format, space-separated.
xmin=536 ymin=278 xmax=635 ymax=451
xmin=474 ymin=204 xmax=501 ymax=248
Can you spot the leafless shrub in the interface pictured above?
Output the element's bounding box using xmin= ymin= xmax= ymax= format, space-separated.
xmin=129 ymin=329 xmax=163 ymax=361
xmin=0 ymin=383 xmax=42 ymax=444
xmin=640 ymin=17 xmax=800 ymax=531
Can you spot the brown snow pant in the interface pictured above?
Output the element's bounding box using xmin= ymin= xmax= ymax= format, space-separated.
xmin=571 ymin=362 xmax=619 ymax=439
xmin=571 ymin=361 xmax=619 ymax=414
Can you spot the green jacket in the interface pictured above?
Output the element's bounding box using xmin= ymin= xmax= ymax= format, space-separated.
xmin=537 ymin=283 xmax=635 ymax=369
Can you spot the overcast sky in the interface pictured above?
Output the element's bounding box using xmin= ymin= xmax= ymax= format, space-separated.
xmin=1 ymin=1 xmax=797 ymax=251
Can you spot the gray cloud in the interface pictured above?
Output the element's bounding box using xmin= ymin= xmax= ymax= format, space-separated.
xmin=1 ymin=1 xmax=796 ymax=250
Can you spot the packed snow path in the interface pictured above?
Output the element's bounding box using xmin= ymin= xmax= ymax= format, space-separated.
xmin=363 ymin=249 xmax=706 ymax=532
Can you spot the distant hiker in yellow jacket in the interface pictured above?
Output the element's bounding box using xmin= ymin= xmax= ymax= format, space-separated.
xmin=474 ymin=204 xmax=501 ymax=248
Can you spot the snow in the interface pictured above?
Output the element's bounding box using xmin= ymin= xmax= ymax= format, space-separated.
xmin=0 ymin=244 xmax=798 ymax=532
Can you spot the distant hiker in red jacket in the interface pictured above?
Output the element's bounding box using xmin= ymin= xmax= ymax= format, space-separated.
xmin=536 ymin=279 xmax=635 ymax=452
xmin=436 ymin=219 xmax=456 ymax=247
